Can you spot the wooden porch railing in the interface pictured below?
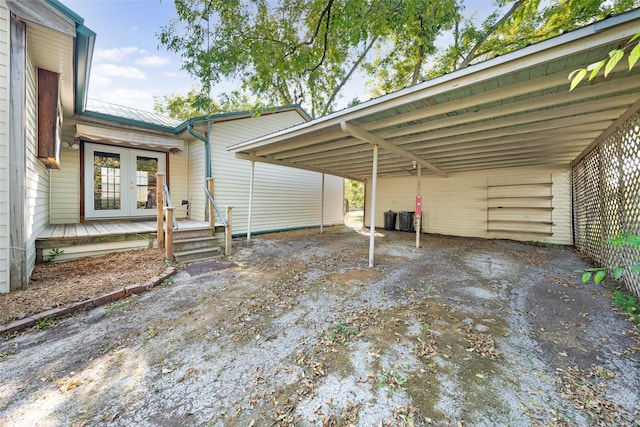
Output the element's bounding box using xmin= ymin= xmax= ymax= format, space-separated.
xmin=156 ymin=174 xmax=232 ymax=260
xmin=206 ymin=178 xmax=233 ymax=256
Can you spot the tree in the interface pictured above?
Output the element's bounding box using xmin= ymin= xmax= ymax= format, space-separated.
xmin=569 ymin=31 xmax=640 ymax=90
xmin=344 ymin=179 xmax=364 ymax=211
xmin=159 ymin=0 xmax=458 ymax=118
xmin=153 ymin=87 xmax=259 ymax=120
xmin=159 ymin=0 xmax=639 ymax=117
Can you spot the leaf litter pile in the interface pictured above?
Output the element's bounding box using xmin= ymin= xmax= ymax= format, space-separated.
xmin=1 ymin=227 xmax=639 ymax=426
xmin=0 ymin=248 xmax=171 ymax=325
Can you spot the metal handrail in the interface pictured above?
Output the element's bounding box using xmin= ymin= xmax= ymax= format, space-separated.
xmin=204 ymin=186 xmax=228 ymax=227
xmin=163 ymin=184 xmax=179 ymax=230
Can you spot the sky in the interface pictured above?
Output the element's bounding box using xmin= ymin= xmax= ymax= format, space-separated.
xmin=62 ymin=0 xmax=494 ymax=115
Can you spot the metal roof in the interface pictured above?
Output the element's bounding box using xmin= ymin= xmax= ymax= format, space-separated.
xmin=82 ymin=99 xmax=183 ymax=131
xmin=229 ymin=9 xmax=640 ymax=181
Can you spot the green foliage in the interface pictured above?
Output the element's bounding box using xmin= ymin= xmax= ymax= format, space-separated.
xmin=344 ymin=179 xmax=364 ymax=211
xmin=612 ymin=290 xmax=640 ymax=324
xmin=159 ymin=0 xmax=639 ymax=117
xmin=44 ymin=248 xmax=64 ymax=264
xmin=329 ymin=319 xmax=359 ymax=343
xmin=153 ymin=87 xmax=261 ymax=120
xmin=569 ymin=31 xmax=640 ymax=90
xmin=377 ymin=369 xmax=408 ymax=397
xmin=574 ymin=232 xmax=640 ymax=284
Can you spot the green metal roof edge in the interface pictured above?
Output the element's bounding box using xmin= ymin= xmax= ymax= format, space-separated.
xmin=46 ymin=0 xmax=96 ymax=114
xmin=74 ymin=25 xmax=96 ymax=113
xmin=174 ymin=104 xmax=311 ymax=133
xmin=79 ymin=110 xmax=178 ymax=133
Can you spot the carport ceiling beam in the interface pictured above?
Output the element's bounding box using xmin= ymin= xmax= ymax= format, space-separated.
xmin=234 ymin=152 xmax=362 ymax=181
xmin=340 ymin=122 xmax=448 ymax=178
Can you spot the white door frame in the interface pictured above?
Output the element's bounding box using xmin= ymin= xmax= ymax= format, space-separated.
xmin=84 ymin=143 xmax=166 ymax=219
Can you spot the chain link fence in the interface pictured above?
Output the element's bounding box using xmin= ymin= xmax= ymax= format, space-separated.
xmin=572 ymin=110 xmax=640 ymax=296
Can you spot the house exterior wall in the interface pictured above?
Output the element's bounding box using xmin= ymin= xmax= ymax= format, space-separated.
xmin=187 ymin=138 xmax=206 ymax=221
xmin=167 ymin=146 xmax=189 ymax=219
xmin=25 ymin=49 xmax=51 ymax=277
xmin=365 ymin=165 xmax=572 ymax=245
xmin=0 ymin=0 xmax=10 ymax=293
xmin=187 ymin=111 xmax=344 ymax=235
xmin=49 ymin=145 xmax=79 ymax=224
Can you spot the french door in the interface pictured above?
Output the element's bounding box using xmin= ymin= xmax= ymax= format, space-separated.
xmin=84 ymin=143 xmax=166 ymax=219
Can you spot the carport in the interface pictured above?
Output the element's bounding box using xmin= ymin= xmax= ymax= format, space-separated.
xmin=229 ymin=10 xmax=640 ymax=274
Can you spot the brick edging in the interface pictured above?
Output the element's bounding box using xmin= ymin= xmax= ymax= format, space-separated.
xmin=0 ymin=266 xmax=178 ymax=336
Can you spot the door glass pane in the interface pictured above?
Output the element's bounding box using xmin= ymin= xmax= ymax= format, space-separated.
xmin=94 ymin=152 xmax=121 ymax=210
xmin=136 ymin=156 xmax=159 ymax=209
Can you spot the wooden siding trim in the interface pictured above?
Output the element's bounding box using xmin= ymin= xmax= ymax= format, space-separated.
xmin=9 ymin=13 xmax=27 ymax=290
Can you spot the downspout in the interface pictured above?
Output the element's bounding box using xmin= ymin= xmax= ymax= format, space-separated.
xmin=187 ymin=121 xmax=211 ymax=178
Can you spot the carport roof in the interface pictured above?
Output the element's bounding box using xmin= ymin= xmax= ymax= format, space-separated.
xmin=229 ymin=9 xmax=640 ymax=180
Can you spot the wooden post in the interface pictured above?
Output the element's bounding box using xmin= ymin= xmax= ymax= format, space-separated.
xmin=165 ymin=207 xmax=174 ymax=261
xmin=225 ymin=206 xmax=233 ymax=256
xmin=156 ymin=173 xmax=165 ymax=249
xmin=207 ymin=177 xmax=215 ymax=229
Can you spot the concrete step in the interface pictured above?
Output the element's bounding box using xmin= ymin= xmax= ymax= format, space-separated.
xmin=173 ymin=236 xmax=219 ymax=253
xmin=174 ymin=246 xmax=222 ymax=263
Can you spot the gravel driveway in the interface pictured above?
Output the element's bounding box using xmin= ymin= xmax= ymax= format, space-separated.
xmin=1 ymin=225 xmax=638 ymax=426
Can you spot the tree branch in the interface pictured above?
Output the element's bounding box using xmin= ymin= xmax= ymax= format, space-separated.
xmin=458 ymin=0 xmax=526 ymax=69
xmin=321 ymin=35 xmax=379 ymax=116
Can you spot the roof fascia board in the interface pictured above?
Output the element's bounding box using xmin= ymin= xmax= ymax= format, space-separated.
xmin=7 ymin=0 xmax=76 ymax=36
xmin=175 ymin=104 xmax=310 ymax=133
xmin=234 ymin=153 xmax=362 ymax=181
xmin=229 ymin=9 xmax=640 ymax=153
xmin=74 ymin=24 xmax=96 ymax=113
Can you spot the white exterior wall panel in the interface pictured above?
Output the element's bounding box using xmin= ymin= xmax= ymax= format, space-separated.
xmin=0 ymin=0 xmax=9 ymax=293
xmin=25 ymin=51 xmax=50 ymax=276
xmin=187 ymin=139 xmax=206 ymax=221
xmin=49 ymin=147 xmax=80 ymax=224
xmin=209 ymin=111 xmax=343 ymax=236
xmin=366 ymin=166 xmax=572 ymax=245
xmin=168 ymin=147 xmax=189 ymax=219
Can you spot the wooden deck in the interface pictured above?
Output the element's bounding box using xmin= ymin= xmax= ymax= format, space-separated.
xmin=35 ymin=219 xmax=213 ymax=263
xmin=37 ymin=219 xmax=211 ymax=240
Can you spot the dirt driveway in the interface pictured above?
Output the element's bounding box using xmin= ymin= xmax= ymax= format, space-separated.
xmin=1 ymin=225 xmax=639 ymax=426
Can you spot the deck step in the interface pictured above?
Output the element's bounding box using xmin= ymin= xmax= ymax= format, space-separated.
xmin=172 ymin=227 xmax=214 ymax=240
xmin=173 ymin=236 xmax=219 ymax=252
xmin=174 ymin=246 xmax=222 ymax=263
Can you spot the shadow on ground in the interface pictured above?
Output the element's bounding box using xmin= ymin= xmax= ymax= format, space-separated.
xmin=1 ymin=225 xmax=638 ymax=426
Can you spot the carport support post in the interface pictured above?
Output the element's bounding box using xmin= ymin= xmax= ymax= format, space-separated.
xmin=320 ymin=173 xmax=325 ymax=234
xmin=416 ymin=164 xmax=421 ymax=248
xmin=247 ymin=161 xmax=255 ymax=243
xmin=369 ymin=144 xmax=379 ymax=268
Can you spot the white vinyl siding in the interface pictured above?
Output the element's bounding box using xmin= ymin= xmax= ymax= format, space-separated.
xmin=0 ymin=1 xmax=10 ymax=293
xmin=187 ymin=139 xmax=206 ymax=221
xmin=366 ymin=166 xmax=572 ymax=245
xmin=168 ymin=147 xmax=189 ymax=219
xmin=25 ymin=50 xmax=50 ymax=276
xmin=49 ymin=145 xmax=80 ymax=224
xmin=209 ymin=111 xmax=343 ymax=236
